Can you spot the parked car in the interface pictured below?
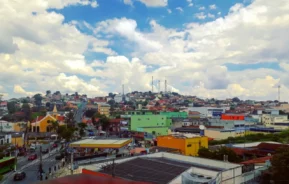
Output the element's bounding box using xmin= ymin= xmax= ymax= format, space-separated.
xmin=52 ymin=143 xmax=58 ymax=148
xmin=14 ymin=172 xmax=26 ymax=181
xmin=28 ymin=154 xmax=37 ymax=161
xmin=55 ymin=153 xmax=65 ymax=160
xmin=42 ymin=148 xmax=49 ymax=154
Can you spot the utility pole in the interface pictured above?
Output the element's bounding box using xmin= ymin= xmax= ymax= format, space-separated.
xmin=70 ymin=152 xmax=74 ymax=175
xmin=112 ymin=159 xmax=115 ymax=177
xmin=39 ymin=146 xmax=43 ymax=181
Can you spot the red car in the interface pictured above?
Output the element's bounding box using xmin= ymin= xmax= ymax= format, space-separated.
xmin=28 ymin=154 xmax=37 ymax=161
xmin=53 ymin=143 xmax=58 ymax=148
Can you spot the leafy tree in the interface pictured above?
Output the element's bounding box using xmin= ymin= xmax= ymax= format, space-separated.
xmin=198 ymin=147 xmax=241 ymax=163
xmin=33 ymin=94 xmax=43 ymax=110
xmin=65 ymin=111 xmax=75 ymax=127
xmin=232 ymin=97 xmax=241 ymax=103
xmin=269 ymin=146 xmax=289 ymax=183
xmin=57 ymin=126 xmax=76 ymax=141
xmin=47 ymin=120 xmax=59 ymax=132
xmin=92 ymin=112 xmax=109 ymax=130
xmin=46 ymin=90 xmax=51 ymax=96
xmin=198 ymin=147 xmax=214 ymax=159
xmin=7 ymin=101 xmax=16 ymax=114
xmin=78 ymin=123 xmax=87 ymax=137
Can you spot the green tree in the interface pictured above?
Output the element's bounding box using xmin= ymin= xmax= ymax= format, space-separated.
xmin=92 ymin=112 xmax=109 ymax=130
xmin=7 ymin=101 xmax=16 ymax=114
xmin=78 ymin=123 xmax=87 ymax=137
xmin=33 ymin=94 xmax=43 ymax=110
xmin=65 ymin=111 xmax=75 ymax=127
xmin=47 ymin=120 xmax=59 ymax=133
xmin=198 ymin=147 xmax=214 ymax=159
xmin=270 ymin=146 xmax=289 ymax=183
xmin=57 ymin=126 xmax=76 ymax=141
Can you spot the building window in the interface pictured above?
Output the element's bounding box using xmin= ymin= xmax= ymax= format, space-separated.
xmin=7 ymin=139 xmax=9 ymax=143
xmin=187 ymin=144 xmax=192 ymax=147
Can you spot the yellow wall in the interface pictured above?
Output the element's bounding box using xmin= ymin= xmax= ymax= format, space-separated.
xmin=157 ymin=135 xmax=208 ymax=156
xmin=98 ymin=105 xmax=110 ymax=117
xmin=185 ymin=137 xmax=208 ymax=156
xmin=14 ymin=122 xmax=27 ymax=132
xmin=12 ymin=137 xmax=24 ymax=147
xmin=32 ymin=115 xmax=56 ymax=133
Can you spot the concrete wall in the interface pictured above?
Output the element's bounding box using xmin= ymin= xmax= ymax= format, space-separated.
xmin=205 ymin=129 xmax=236 ymax=140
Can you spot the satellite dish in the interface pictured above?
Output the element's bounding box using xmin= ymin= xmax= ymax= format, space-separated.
xmin=199 ymin=125 xmax=205 ymax=130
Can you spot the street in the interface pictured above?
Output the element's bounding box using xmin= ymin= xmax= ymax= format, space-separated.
xmin=3 ymin=149 xmax=62 ymax=184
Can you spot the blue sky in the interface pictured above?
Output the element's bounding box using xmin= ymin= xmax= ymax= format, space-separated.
xmin=1 ymin=0 xmax=289 ymax=100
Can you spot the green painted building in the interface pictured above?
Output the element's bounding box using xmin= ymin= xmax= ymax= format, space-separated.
xmin=121 ymin=110 xmax=156 ymax=118
xmin=159 ymin=111 xmax=188 ymax=118
xmin=130 ymin=114 xmax=172 ymax=136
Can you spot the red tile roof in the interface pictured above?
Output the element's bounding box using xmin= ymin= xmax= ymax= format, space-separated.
xmin=0 ymin=101 xmax=7 ymax=106
xmin=257 ymin=143 xmax=289 ymax=151
xmin=57 ymin=116 xmax=65 ymax=122
xmin=241 ymin=156 xmax=272 ymax=164
xmin=189 ymin=111 xmax=201 ymax=115
xmin=231 ymin=148 xmax=247 ymax=156
xmin=109 ymin=118 xmax=124 ymax=123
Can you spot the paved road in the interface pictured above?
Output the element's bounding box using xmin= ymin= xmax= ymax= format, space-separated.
xmin=3 ymin=149 xmax=61 ymax=184
xmin=74 ymin=101 xmax=87 ymax=123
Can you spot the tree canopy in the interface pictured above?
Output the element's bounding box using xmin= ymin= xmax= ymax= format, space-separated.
xmin=198 ymin=147 xmax=241 ymax=163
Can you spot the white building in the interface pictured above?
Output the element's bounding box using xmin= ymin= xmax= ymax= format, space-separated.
xmin=0 ymin=121 xmax=15 ymax=132
xmin=187 ymin=107 xmax=228 ymax=118
xmin=114 ymin=93 xmax=123 ymax=103
xmin=0 ymin=133 xmax=12 ymax=145
xmin=262 ymin=114 xmax=289 ymax=130
xmin=80 ymin=152 xmax=268 ymax=184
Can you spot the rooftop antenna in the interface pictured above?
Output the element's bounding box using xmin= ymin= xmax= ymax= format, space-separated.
xmin=165 ymin=79 xmax=167 ymax=94
xmin=278 ymin=85 xmax=281 ymax=102
xmin=152 ymin=76 xmax=154 ymax=93
xmin=122 ymin=84 xmax=125 ymax=102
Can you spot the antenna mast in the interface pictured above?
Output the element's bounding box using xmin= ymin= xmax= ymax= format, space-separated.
xmin=165 ymin=79 xmax=167 ymax=94
xmin=152 ymin=76 xmax=154 ymax=92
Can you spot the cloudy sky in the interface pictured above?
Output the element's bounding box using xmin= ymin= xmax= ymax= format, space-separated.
xmin=1 ymin=0 xmax=289 ymax=101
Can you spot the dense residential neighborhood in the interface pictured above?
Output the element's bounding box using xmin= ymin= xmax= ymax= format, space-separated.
xmin=1 ymin=90 xmax=289 ymax=183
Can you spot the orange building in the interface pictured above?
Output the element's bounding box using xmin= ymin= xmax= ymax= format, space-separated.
xmin=221 ymin=114 xmax=245 ymax=120
xmin=157 ymin=134 xmax=208 ymax=156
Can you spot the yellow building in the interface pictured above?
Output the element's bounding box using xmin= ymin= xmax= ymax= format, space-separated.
xmin=98 ymin=103 xmax=110 ymax=117
xmin=31 ymin=105 xmax=65 ymax=133
xmin=157 ymin=134 xmax=208 ymax=156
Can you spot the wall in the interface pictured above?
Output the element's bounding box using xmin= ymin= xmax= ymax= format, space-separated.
xmin=205 ymin=129 xmax=236 ymax=140
xmin=98 ymin=104 xmax=110 ymax=117
xmin=185 ymin=136 xmax=208 ymax=156
xmin=143 ymin=127 xmax=169 ymax=136
xmin=130 ymin=115 xmax=168 ymax=131
xmin=32 ymin=115 xmax=57 ymax=133
xmin=157 ymin=136 xmax=186 ymax=154
xmin=157 ymin=136 xmax=208 ymax=156
xmin=0 ymin=121 xmax=15 ymax=132
xmin=159 ymin=111 xmax=188 ymax=118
